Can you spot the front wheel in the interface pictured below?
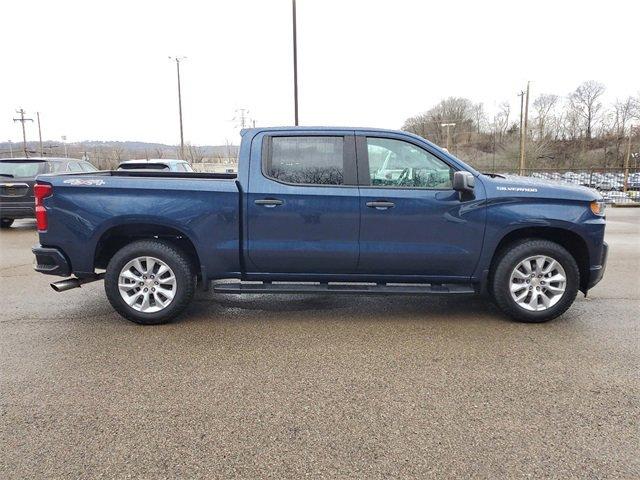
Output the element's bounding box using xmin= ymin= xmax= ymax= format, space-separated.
xmin=491 ymin=239 xmax=580 ymax=323
xmin=1 ymin=218 xmax=14 ymax=228
xmin=104 ymin=240 xmax=196 ymax=324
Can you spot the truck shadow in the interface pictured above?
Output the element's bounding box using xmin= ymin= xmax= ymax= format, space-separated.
xmin=186 ymin=292 xmax=502 ymax=324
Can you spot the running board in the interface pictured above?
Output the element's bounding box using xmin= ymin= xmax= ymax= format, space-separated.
xmin=212 ymin=282 xmax=475 ymax=295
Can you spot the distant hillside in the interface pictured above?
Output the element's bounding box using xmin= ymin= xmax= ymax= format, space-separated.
xmin=0 ymin=140 xmax=239 ymax=160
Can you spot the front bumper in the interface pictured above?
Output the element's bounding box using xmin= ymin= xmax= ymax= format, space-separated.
xmin=587 ymin=241 xmax=608 ymax=290
xmin=32 ymin=245 xmax=71 ymax=277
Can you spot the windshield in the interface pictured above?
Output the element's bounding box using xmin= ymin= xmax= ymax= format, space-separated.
xmin=0 ymin=160 xmax=48 ymax=178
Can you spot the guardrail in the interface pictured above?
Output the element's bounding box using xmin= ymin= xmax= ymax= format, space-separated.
xmin=484 ymin=167 xmax=640 ymax=205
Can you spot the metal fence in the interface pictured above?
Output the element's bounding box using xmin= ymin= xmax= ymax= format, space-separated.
xmin=484 ymin=167 xmax=640 ymax=205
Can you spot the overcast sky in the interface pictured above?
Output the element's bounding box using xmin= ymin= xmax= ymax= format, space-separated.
xmin=1 ymin=0 xmax=638 ymax=146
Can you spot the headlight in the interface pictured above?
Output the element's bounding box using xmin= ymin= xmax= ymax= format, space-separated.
xmin=590 ymin=200 xmax=606 ymax=216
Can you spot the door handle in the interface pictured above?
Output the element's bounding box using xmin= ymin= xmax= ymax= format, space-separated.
xmin=255 ymin=198 xmax=284 ymax=207
xmin=366 ymin=201 xmax=395 ymax=210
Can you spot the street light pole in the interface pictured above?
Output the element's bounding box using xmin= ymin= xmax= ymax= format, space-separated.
xmin=518 ymin=82 xmax=530 ymax=175
xmin=292 ymin=0 xmax=299 ymax=126
xmin=440 ymin=123 xmax=456 ymax=151
xmin=169 ymin=56 xmax=187 ymax=158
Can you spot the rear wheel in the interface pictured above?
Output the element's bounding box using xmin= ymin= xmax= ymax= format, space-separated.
xmin=104 ymin=240 xmax=195 ymax=324
xmin=491 ymin=239 xmax=579 ymax=323
xmin=1 ymin=218 xmax=14 ymax=228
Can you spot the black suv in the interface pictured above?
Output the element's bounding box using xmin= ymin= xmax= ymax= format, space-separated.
xmin=0 ymin=157 xmax=98 ymax=228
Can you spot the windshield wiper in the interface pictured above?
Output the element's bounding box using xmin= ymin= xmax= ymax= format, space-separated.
xmin=0 ymin=173 xmax=15 ymax=178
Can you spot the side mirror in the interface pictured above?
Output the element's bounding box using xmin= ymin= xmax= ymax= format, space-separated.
xmin=453 ymin=171 xmax=475 ymax=199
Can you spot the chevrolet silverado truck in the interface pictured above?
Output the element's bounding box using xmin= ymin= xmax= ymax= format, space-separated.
xmin=31 ymin=127 xmax=608 ymax=325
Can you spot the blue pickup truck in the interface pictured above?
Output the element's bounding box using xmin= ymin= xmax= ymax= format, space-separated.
xmin=32 ymin=127 xmax=608 ymax=325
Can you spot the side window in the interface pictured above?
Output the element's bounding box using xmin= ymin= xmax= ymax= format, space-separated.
xmin=265 ymin=136 xmax=344 ymax=185
xmin=49 ymin=162 xmax=67 ymax=173
xmin=67 ymin=162 xmax=83 ymax=173
xmin=367 ymin=137 xmax=454 ymax=189
xmin=80 ymin=162 xmax=97 ymax=172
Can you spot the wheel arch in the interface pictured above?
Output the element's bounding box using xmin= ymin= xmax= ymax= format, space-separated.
xmin=489 ymin=226 xmax=590 ymax=293
xmin=94 ymin=223 xmax=202 ymax=281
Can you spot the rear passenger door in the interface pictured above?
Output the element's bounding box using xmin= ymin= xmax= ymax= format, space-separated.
xmin=246 ymin=132 xmax=360 ymax=274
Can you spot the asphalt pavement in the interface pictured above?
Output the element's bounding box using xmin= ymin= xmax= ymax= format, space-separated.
xmin=1 ymin=209 xmax=638 ymax=479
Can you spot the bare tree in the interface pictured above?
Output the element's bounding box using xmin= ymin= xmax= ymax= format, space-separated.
xmin=568 ymin=81 xmax=605 ymax=140
xmin=496 ymin=102 xmax=511 ymax=139
xmin=473 ymin=103 xmax=486 ymax=134
xmin=402 ymin=97 xmax=476 ymax=145
xmin=186 ymin=143 xmax=204 ymax=163
xmin=532 ymin=94 xmax=559 ymax=138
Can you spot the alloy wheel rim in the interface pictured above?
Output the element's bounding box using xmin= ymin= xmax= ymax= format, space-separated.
xmin=509 ymin=255 xmax=566 ymax=311
xmin=118 ymin=256 xmax=176 ymax=313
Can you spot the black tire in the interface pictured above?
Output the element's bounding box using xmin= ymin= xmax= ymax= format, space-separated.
xmin=1 ymin=218 xmax=14 ymax=228
xmin=491 ymin=239 xmax=579 ymax=323
xmin=104 ymin=239 xmax=196 ymax=325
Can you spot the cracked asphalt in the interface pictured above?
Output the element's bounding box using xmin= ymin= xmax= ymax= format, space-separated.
xmin=1 ymin=209 xmax=638 ymax=479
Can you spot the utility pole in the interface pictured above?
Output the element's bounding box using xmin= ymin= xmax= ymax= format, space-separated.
xmin=8 ymin=140 xmax=13 ymax=158
xmin=623 ymin=126 xmax=636 ymax=193
xmin=37 ymin=112 xmax=43 ymax=157
xmin=169 ymin=56 xmax=187 ymax=158
xmin=13 ymin=108 xmax=33 ymax=157
xmin=61 ymin=136 xmax=68 ymax=158
xmin=440 ymin=123 xmax=456 ymax=151
xmin=292 ymin=0 xmax=299 ymax=126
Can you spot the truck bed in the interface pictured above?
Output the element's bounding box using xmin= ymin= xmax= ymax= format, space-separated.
xmin=36 ymin=171 xmax=241 ymax=278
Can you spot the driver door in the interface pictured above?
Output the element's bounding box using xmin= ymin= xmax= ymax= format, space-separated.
xmin=356 ymin=133 xmax=485 ymax=279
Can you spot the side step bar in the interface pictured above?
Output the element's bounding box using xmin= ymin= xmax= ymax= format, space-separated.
xmin=212 ymin=282 xmax=475 ymax=295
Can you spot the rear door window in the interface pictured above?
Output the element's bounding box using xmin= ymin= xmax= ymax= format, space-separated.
xmin=263 ymin=136 xmax=345 ymax=185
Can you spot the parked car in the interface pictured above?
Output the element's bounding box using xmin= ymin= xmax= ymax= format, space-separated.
xmin=595 ymin=180 xmax=623 ymax=191
xmin=117 ymin=159 xmax=193 ymax=172
xmin=32 ymin=127 xmax=607 ymax=325
xmin=601 ymin=191 xmax=632 ymax=204
xmin=0 ymin=157 xmax=97 ymax=228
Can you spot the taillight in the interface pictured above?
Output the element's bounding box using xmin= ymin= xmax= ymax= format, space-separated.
xmin=34 ymin=184 xmax=53 ymax=231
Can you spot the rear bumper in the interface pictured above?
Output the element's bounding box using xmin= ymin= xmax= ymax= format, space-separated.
xmin=0 ymin=202 xmax=34 ymax=219
xmin=587 ymin=241 xmax=608 ymax=290
xmin=32 ymin=245 xmax=71 ymax=277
